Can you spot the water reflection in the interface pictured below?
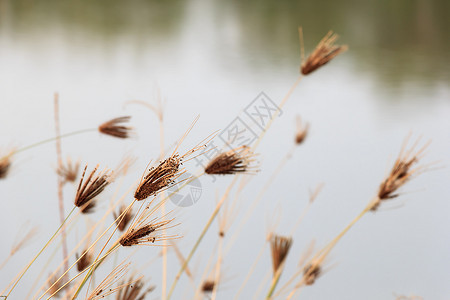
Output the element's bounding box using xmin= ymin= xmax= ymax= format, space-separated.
xmin=0 ymin=0 xmax=448 ymax=90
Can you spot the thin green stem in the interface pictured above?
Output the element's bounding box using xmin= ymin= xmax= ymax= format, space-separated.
xmin=266 ymin=269 xmax=282 ymax=299
xmin=7 ymin=128 xmax=96 ymax=157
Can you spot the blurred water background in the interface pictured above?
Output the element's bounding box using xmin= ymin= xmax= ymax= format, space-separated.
xmin=0 ymin=0 xmax=449 ymax=299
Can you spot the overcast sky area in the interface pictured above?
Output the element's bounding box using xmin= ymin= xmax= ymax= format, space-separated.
xmin=0 ymin=0 xmax=449 ymax=299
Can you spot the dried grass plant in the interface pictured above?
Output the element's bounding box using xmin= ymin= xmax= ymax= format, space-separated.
xmin=1 ymin=27 xmax=434 ymax=300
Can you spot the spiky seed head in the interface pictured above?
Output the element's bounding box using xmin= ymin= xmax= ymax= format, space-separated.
xmin=76 ymin=249 xmax=92 ymax=272
xmin=74 ymin=165 xmax=113 ymax=209
xmin=301 ymin=31 xmax=347 ymax=75
xmin=201 ymin=280 xmax=215 ymax=293
xmin=116 ymin=277 xmax=155 ymax=300
xmin=295 ymin=116 xmax=309 ymax=145
xmin=372 ymin=139 xmax=427 ymax=211
xmin=134 ymin=156 xmax=182 ymax=201
xmin=270 ymin=234 xmax=293 ymax=275
xmin=205 ymin=146 xmax=258 ymax=175
xmin=114 ymin=205 xmax=134 ymax=232
xmin=56 ymin=157 xmax=80 ymax=183
xmin=119 ymin=218 xmax=174 ymax=247
xmin=303 ymin=262 xmax=321 ymax=285
xmin=98 ymin=116 xmax=133 ymax=139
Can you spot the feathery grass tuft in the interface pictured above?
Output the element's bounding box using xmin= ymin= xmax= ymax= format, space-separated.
xmin=114 ymin=204 xmax=134 ymax=232
xmin=56 ymin=157 xmax=80 ymax=183
xmin=270 ymin=235 xmax=293 ymax=275
xmin=76 ymin=249 xmax=92 ymax=272
xmin=98 ymin=116 xmax=133 ymax=139
xmin=300 ymin=30 xmax=347 ymax=75
xmin=74 ymin=165 xmax=113 ymax=209
xmin=205 ymin=146 xmax=258 ymax=175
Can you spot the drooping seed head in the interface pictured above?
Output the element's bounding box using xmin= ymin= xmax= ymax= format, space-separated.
xmin=74 ymin=165 xmax=113 ymax=209
xmin=98 ymin=116 xmax=133 ymax=139
xmin=270 ymin=234 xmax=293 ymax=275
xmin=301 ymin=31 xmax=347 ymax=75
xmin=205 ymin=146 xmax=258 ymax=175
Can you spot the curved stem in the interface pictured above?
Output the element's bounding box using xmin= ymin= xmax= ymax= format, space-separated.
xmin=8 ymin=128 xmax=97 ymax=157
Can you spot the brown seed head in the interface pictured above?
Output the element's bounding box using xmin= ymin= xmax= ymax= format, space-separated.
xmin=88 ymin=262 xmax=131 ymax=300
xmin=205 ymin=146 xmax=258 ymax=175
xmin=98 ymin=116 xmax=133 ymax=139
xmin=201 ymin=280 xmax=215 ymax=293
xmin=76 ymin=249 xmax=92 ymax=272
xmin=134 ymin=156 xmax=182 ymax=201
xmin=74 ymin=165 xmax=113 ymax=209
xmin=303 ymin=262 xmax=321 ymax=285
xmin=0 ymin=151 xmax=13 ymax=179
xmin=116 ymin=277 xmax=155 ymax=300
xmin=373 ymin=139 xmax=427 ymax=211
xmin=80 ymin=199 xmax=97 ymax=214
xmin=119 ymin=218 xmax=175 ymax=247
xmin=114 ymin=205 xmax=134 ymax=232
xmin=295 ymin=116 xmax=309 ymax=145
xmin=270 ymin=234 xmax=293 ymax=275
xmin=46 ymin=272 xmax=68 ymax=297
xmin=56 ymin=157 xmax=80 ymax=183
xmin=301 ymin=31 xmax=347 ymax=75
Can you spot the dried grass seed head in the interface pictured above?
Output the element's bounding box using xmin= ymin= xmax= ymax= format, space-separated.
xmin=201 ymin=280 xmax=215 ymax=293
xmin=116 ymin=276 xmax=155 ymax=300
xmin=114 ymin=204 xmax=134 ymax=232
xmin=303 ymin=262 xmax=321 ymax=285
xmin=373 ymin=139 xmax=428 ymax=211
xmin=46 ymin=272 xmax=68 ymax=298
xmin=301 ymin=31 xmax=348 ymax=75
xmin=270 ymin=234 xmax=293 ymax=275
xmin=0 ymin=150 xmax=13 ymax=179
xmin=76 ymin=249 xmax=92 ymax=272
xmin=134 ymin=155 xmax=182 ymax=201
xmin=134 ymin=116 xmax=216 ymax=201
xmin=56 ymin=157 xmax=80 ymax=183
xmin=295 ymin=116 xmax=309 ymax=145
xmin=98 ymin=116 xmax=133 ymax=139
xmin=119 ymin=217 xmax=176 ymax=247
xmin=74 ymin=165 xmax=113 ymax=209
xmin=88 ymin=261 xmax=132 ymax=300
xmin=205 ymin=146 xmax=258 ymax=175
xmin=80 ymin=199 xmax=97 ymax=214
